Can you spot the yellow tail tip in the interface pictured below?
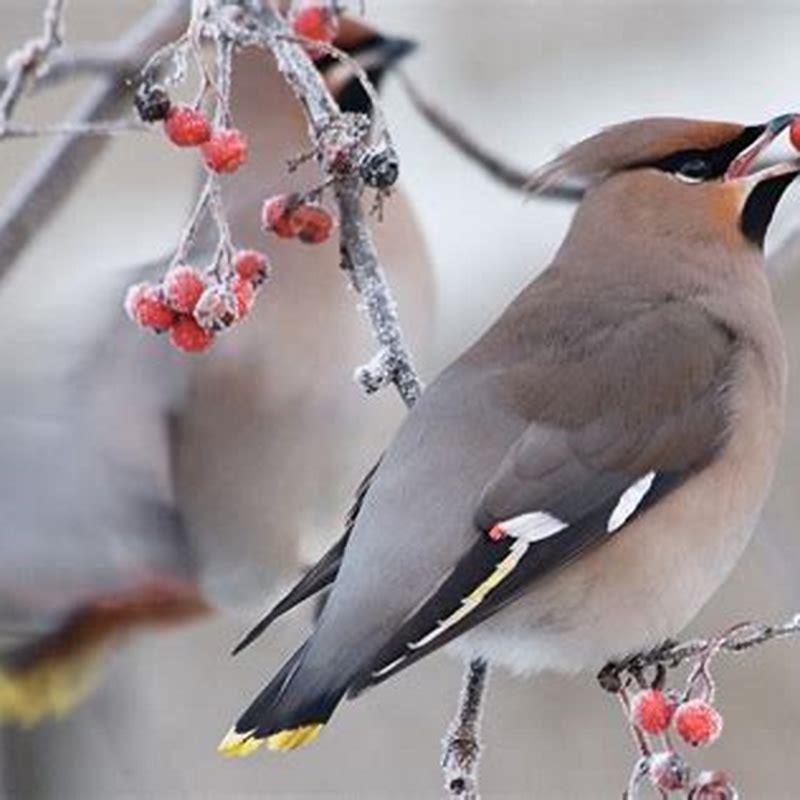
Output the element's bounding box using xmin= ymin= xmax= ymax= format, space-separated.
xmin=218 ymin=727 xmax=265 ymax=757
xmin=0 ymin=653 xmax=103 ymax=728
xmin=218 ymin=723 xmax=325 ymax=757
xmin=266 ymin=723 xmax=324 ymax=751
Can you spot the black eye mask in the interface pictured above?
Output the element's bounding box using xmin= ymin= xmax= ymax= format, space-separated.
xmin=649 ymin=125 xmax=766 ymax=180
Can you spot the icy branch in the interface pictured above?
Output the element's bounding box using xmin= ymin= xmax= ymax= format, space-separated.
xmin=598 ymin=613 xmax=800 ymax=690
xmin=247 ymin=2 xmax=423 ymax=406
xmin=442 ymin=658 xmax=489 ymax=800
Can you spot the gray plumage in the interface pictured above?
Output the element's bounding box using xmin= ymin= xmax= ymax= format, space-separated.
xmin=225 ymin=116 xmax=792 ymax=752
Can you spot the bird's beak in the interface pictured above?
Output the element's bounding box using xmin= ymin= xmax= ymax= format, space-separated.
xmin=380 ymin=36 xmax=418 ymax=67
xmin=725 ymin=114 xmax=799 ymax=181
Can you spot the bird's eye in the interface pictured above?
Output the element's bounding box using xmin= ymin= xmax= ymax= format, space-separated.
xmin=676 ymin=157 xmax=712 ymax=183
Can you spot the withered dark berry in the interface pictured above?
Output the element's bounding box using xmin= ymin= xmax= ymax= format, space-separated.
xmin=359 ymin=146 xmax=399 ymax=189
xmin=134 ymin=82 xmax=171 ymax=123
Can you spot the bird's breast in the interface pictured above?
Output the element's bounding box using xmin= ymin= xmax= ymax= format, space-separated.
xmin=450 ymin=349 xmax=786 ymax=676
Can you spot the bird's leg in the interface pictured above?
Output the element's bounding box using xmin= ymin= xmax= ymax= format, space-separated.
xmin=441 ymin=658 xmax=489 ymax=800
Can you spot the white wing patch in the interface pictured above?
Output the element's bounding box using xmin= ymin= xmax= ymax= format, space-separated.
xmin=493 ymin=511 xmax=568 ymax=542
xmin=608 ymin=472 xmax=656 ymax=533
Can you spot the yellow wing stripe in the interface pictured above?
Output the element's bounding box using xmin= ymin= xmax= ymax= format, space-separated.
xmin=218 ymin=723 xmax=324 ymax=757
xmin=409 ymin=539 xmax=530 ymax=650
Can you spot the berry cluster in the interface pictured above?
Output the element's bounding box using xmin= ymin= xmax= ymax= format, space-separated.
xmin=136 ymin=84 xmax=248 ymax=175
xmin=628 ymin=688 xmax=731 ymax=795
xmin=262 ymin=194 xmax=336 ymax=244
xmin=630 ymin=689 xmax=722 ymax=746
xmin=124 ymin=251 xmax=269 ymax=353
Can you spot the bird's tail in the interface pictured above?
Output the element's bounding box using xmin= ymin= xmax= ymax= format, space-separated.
xmin=0 ymin=639 xmax=107 ymax=727
xmin=218 ymin=642 xmax=347 ymax=756
xmin=0 ymin=576 xmax=209 ymax=726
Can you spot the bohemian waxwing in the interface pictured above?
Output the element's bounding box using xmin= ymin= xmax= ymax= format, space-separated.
xmin=220 ymin=114 xmax=796 ymax=755
xmin=0 ymin=17 xmax=431 ymax=726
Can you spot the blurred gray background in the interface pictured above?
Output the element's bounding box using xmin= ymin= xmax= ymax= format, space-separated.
xmin=2 ymin=1 xmax=800 ymax=798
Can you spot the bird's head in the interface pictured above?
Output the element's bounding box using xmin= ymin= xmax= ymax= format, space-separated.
xmin=536 ymin=115 xmax=800 ymax=249
xmin=317 ymin=18 xmax=417 ymax=114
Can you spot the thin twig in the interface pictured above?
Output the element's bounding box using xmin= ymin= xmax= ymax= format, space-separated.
xmin=0 ymin=0 xmax=189 ymax=281
xmin=0 ymin=46 xmax=138 ymax=93
xmin=0 ymin=120 xmax=147 ymax=138
xmin=599 ymin=613 xmax=800 ymax=692
xmin=0 ymin=0 xmax=68 ymax=129
xmin=400 ymin=71 xmax=584 ymax=202
xmin=442 ymin=658 xmax=489 ymax=800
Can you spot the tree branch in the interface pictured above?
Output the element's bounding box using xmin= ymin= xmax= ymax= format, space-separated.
xmin=248 ymin=1 xmax=422 ymax=407
xmin=598 ymin=613 xmax=800 ymax=690
xmin=442 ymin=658 xmax=489 ymax=800
xmin=400 ymin=72 xmax=584 ymax=202
xmin=0 ymin=46 xmax=138 ymax=95
xmin=0 ymin=0 xmax=189 ymax=280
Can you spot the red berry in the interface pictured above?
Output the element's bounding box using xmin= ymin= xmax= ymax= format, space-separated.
xmin=293 ymin=203 xmax=335 ymax=244
xmin=648 ymin=752 xmax=690 ymax=793
xmin=125 ymin=283 xmax=175 ymax=332
xmin=124 ymin=282 xmax=149 ymax=322
xmin=790 ymin=117 xmax=800 ymax=151
xmin=674 ymin=699 xmax=723 ymax=747
xmin=262 ymin=195 xmax=302 ymax=239
xmin=193 ymin=283 xmax=239 ymax=331
xmin=201 ymin=128 xmax=248 ymax=173
xmin=164 ymin=106 xmax=211 ymax=147
xmin=163 ymin=265 xmax=206 ymax=313
xmin=232 ymin=276 xmax=255 ymax=320
xmin=170 ymin=316 xmax=214 ymax=353
xmin=630 ymin=689 xmax=676 ymax=735
xmin=293 ymin=5 xmax=339 ymax=54
xmin=234 ymin=249 xmax=270 ymax=287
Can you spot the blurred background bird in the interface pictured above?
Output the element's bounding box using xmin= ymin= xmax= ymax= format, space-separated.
xmin=3 ymin=2 xmax=800 ymax=798
xmin=0 ymin=7 xmax=432 ymax=796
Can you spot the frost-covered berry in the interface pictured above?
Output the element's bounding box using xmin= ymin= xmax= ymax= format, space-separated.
xmin=689 ymin=771 xmax=738 ymax=800
xmin=232 ymin=276 xmax=255 ymax=320
xmin=124 ymin=282 xmax=149 ymax=322
xmin=170 ymin=316 xmax=214 ymax=353
xmin=201 ymin=128 xmax=248 ymax=173
xmin=294 ymin=203 xmax=335 ymax=244
xmin=193 ymin=283 xmax=238 ymax=331
xmin=163 ymin=265 xmax=206 ymax=313
xmin=164 ymin=106 xmax=212 ymax=147
xmin=125 ymin=283 xmax=175 ymax=332
xmin=234 ymin=249 xmax=270 ymax=287
xmin=630 ymin=689 xmax=677 ymax=735
xmin=293 ymin=4 xmax=339 ymax=54
xmin=648 ymin=752 xmax=690 ymax=793
xmin=674 ymin=699 xmax=723 ymax=747
xmin=135 ymin=82 xmax=171 ymax=123
xmin=262 ymin=194 xmax=302 ymax=239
